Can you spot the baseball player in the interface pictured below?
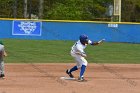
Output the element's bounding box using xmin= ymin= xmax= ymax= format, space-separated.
xmin=0 ymin=40 xmax=7 ymax=79
xmin=66 ymin=34 xmax=104 ymax=81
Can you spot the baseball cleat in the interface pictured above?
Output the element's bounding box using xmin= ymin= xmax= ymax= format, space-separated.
xmin=78 ymin=77 xmax=87 ymax=82
xmin=0 ymin=74 xmax=5 ymax=79
xmin=66 ymin=69 xmax=74 ymax=78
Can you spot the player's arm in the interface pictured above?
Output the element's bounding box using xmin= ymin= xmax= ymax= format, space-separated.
xmin=75 ymin=52 xmax=87 ymax=57
xmin=91 ymin=42 xmax=100 ymax=45
xmin=89 ymin=39 xmax=105 ymax=46
xmin=88 ymin=40 xmax=99 ymax=46
xmin=75 ymin=46 xmax=87 ymax=57
xmin=3 ymin=50 xmax=7 ymax=57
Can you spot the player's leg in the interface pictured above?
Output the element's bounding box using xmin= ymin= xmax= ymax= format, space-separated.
xmin=80 ymin=57 xmax=87 ymax=77
xmin=66 ymin=59 xmax=78 ymax=78
xmin=66 ymin=53 xmax=79 ymax=78
xmin=77 ymin=57 xmax=88 ymax=81
xmin=0 ymin=60 xmax=5 ymax=78
xmin=67 ymin=56 xmax=88 ymax=81
xmin=0 ymin=45 xmax=5 ymax=78
xmin=66 ymin=65 xmax=78 ymax=78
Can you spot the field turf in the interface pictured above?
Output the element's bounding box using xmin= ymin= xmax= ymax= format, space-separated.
xmin=3 ymin=39 xmax=140 ymax=64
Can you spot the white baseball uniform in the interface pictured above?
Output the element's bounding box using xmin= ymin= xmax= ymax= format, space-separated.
xmin=70 ymin=40 xmax=93 ymax=68
xmin=0 ymin=44 xmax=5 ymax=75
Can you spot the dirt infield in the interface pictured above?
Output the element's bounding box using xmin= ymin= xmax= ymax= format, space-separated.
xmin=0 ymin=63 xmax=140 ymax=93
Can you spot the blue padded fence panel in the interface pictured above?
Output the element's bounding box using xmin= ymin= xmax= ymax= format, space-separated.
xmin=0 ymin=20 xmax=140 ymax=43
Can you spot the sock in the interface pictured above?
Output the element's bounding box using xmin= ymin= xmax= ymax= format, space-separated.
xmin=80 ymin=65 xmax=86 ymax=77
xmin=69 ymin=66 xmax=78 ymax=73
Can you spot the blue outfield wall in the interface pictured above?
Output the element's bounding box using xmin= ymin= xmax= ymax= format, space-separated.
xmin=0 ymin=19 xmax=140 ymax=43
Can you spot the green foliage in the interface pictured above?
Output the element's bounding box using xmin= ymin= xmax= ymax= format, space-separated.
xmin=0 ymin=0 xmax=111 ymax=20
xmin=0 ymin=0 xmax=14 ymax=18
xmin=47 ymin=0 xmax=83 ymax=20
xmin=0 ymin=0 xmax=140 ymax=21
xmin=46 ymin=0 xmax=111 ymax=20
xmin=122 ymin=0 xmax=140 ymax=22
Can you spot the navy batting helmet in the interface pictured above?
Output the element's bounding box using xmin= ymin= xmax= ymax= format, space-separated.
xmin=79 ymin=34 xmax=89 ymax=45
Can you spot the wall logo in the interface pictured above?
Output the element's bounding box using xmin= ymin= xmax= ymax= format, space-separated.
xmin=12 ymin=21 xmax=42 ymax=36
xmin=18 ymin=21 xmax=37 ymax=34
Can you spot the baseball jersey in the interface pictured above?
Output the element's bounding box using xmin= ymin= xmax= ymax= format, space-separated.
xmin=71 ymin=40 xmax=93 ymax=54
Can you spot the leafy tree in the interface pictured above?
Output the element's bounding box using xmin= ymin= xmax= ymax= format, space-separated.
xmin=121 ymin=0 xmax=140 ymax=22
xmin=0 ymin=0 xmax=14 ymax=18
xmin=46 ymin=0 xmax=84 ymax=20
xmin=45 ymin=0 xmax=112 ymax=20
xmin=0 ymin=0 xmax=140 ymax=22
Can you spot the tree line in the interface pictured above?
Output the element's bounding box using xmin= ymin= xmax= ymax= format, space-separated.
xmin=0 ymin=0 xmax=140 ymax=22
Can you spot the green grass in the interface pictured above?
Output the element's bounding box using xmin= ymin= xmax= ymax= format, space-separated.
xmin=2 ymin=39 xmax=140 ymax=64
